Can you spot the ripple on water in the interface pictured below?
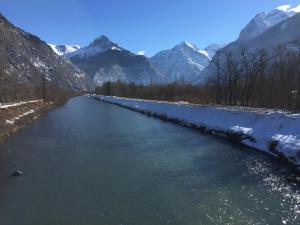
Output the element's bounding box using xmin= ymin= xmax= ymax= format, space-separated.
xmin=246 ymin=159 xmax=300 ymax=225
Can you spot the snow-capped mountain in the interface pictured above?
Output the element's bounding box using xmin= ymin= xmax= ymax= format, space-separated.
xmin=239 ymin=4 xmax=300 ymax=41
xmin=241 ymin=13 xmax=300 ymax=52
xmin=66 ymin=35 xmax=123 ymax=59
xmin=48 ymin=44 xmax=80 ymax=56
xmin=150 ymin=41 xmax=211 ymax=83
xmin=68 ymin=35 xmax=162 ymax=86
xmin=0 ymin=13 xmax=93 ymax=92
xmin=201 ymin=12 xmax=300 ymax=84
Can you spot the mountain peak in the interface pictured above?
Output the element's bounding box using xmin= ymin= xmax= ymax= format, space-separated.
xmin=175 ymin=41 xmax=202 ymax=53
xmin=178 ymin=41 xmax=197 ymax=48
xmin=67 ymin=35 xmax=123 ymax=59
xmin=238 ymin=4 xmax=300 ymax=41
xmin=150 ymin=41 xmax=211 ymax=83
xmin=90 ymin=35 xmax=112 ymax=47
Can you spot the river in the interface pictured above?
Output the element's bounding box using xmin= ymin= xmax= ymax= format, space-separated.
xmin=0 ymin=96 xmax=299 ymax=225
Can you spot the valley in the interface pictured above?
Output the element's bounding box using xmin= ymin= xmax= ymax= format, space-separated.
xmin=0 ymin=2 xmax=300 ymax=225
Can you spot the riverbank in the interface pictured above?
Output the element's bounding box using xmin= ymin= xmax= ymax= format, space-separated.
xmin=0 ymin=100 xmax=59 ymax=143
xmin=2 ymin=96 xmax=300 ymax=225
xmin=96 ymin=95 xmax=300 ymax=170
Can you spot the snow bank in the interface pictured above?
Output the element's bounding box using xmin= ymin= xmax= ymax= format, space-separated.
xmin=96 ymin=96 xmax=300 ymax=168
xmin=0 ymin=100 xmax=42 ymax=109
xmin=6 ymin=110 xmax=35 ymax=125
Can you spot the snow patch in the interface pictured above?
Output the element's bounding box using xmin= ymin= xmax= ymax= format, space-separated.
xmin=276 ymin=5 xmax=291 ymax=12
xmin=32 ymin=58 xmax=53 ymax=81
xmin=5 ymin=110 xmax=35 ymax=125
xmin=137 ymin=50 xmax=146 ymax=56
xmin=48 ymin=44 xmax=81 ymax=56
xmin=230 ymin=126 xmax=253 ymax=134
xmin=290 ymin=5 xmax=300 ymax=13
xmin=0 ymin=100 xmax=42 ymax=109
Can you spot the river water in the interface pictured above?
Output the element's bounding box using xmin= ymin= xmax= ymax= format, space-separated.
xmin=0 ymin=96 xmax=299 ymax=225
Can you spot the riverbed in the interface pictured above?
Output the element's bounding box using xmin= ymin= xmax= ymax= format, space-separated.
xmin=0 ymin=96 xmax=299 ymax=225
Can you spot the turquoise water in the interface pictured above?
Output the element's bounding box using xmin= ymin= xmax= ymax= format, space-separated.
xmin=0 ymin=96 xmax=299 ymax=225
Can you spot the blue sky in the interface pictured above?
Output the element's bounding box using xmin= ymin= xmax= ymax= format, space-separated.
xmin=0 ymin=0 xmax=299 ymax=56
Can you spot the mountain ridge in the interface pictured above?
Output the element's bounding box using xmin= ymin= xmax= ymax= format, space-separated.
xmin=150 ymin=41 xmax=212 ymax=83
xmin=68 ymin=35 xmax=162 ymax=86
xmin=239 ymin=4 xmax=300 ymax=41
xmin=200 ymin=12 xmax=300 ymax=84
xmin=0 ymin=13 xmax=93 ymax=92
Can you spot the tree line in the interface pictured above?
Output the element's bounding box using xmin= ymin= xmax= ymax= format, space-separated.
xmin=95 ymin=45 xmax=300 ymax=112
xmin=95 ymin=81 xmax=215 ymax=104
xmin=0 ymin=75 xmax=75 ymax=105
xmin=210 ymin=45 xmax=300 ymax=111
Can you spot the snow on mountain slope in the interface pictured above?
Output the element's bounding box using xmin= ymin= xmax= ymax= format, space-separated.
xmin=245 ymin=13 xmax=300 ymax=52
xmin=0 ymin=13 xmax=93 ymax=91
xmin=201 ymin=13 xmax=300 ymax=84
xmin=150 ymin=41 xmax=210 ymax=83
xmin=239 ymin=4 xmax=300 ymax=41
xmin=203 ymin=44 xmax=226 ymax=59
xmin=66 ymin=35 xmax=123 ymax=59
xmin=48 ymin=44 xmax=80 ymax=56
xmin=68 ymin=35 xmax=162 ymax=86
xmin=232 ymin=13 xmax=300 ymax=55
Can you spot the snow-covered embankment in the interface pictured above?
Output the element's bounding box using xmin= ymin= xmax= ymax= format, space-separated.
xmin=96 ymin=96 xmax=300 ymax=169
xmin=0 ymin=100 xmax=53 ymax=143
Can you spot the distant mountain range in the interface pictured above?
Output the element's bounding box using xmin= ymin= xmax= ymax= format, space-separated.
xmin=53 ymin=38 xmax=224 ymax=85
xmin=0 ymin=14 xmax=93 ymax=92
xmin=2 ymin=3 xmax=300 ymax=89
xmin=150 ymin=41 xmax=212 ymax=83
xmin=65 ymin=35 xmax=162 ymax=86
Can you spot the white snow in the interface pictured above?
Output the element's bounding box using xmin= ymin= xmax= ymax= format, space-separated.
xmin=137 ymin=50 xmax=146 ymax=56
xmin=183 ymin=41 xmax=202 ymax=53
xmin=66 ymin=35 xmax=123 ymax=59
xmin=32 ymin=58 xmax=53 ymax=81
xmin=203 ymin=44 xmax=226 ymax=59
xmin=239 ymin=4 xmax=300 ymax=41
xmin=97 ymin=96 xmax=300 ymax=168
xmin=290 ymin=5 xmax=300 ymax=13
xmin=5 ymin=110 xmax=35 ymax=125
xmin=277 ymin=5 xmax=291 ymax=12
xmin=150 ymin=41 xmax=210 ymax=83
xmin=0 ymin=100 xmax=42 ymax=109
xmin=277 ymin=4 xmax=300 ymax=13
xmin=48 ymin=44 xmax=81 ymax=56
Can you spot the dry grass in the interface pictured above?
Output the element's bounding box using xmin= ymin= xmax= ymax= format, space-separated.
xmin=0 ymin=101 xmax=54 ymax=142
